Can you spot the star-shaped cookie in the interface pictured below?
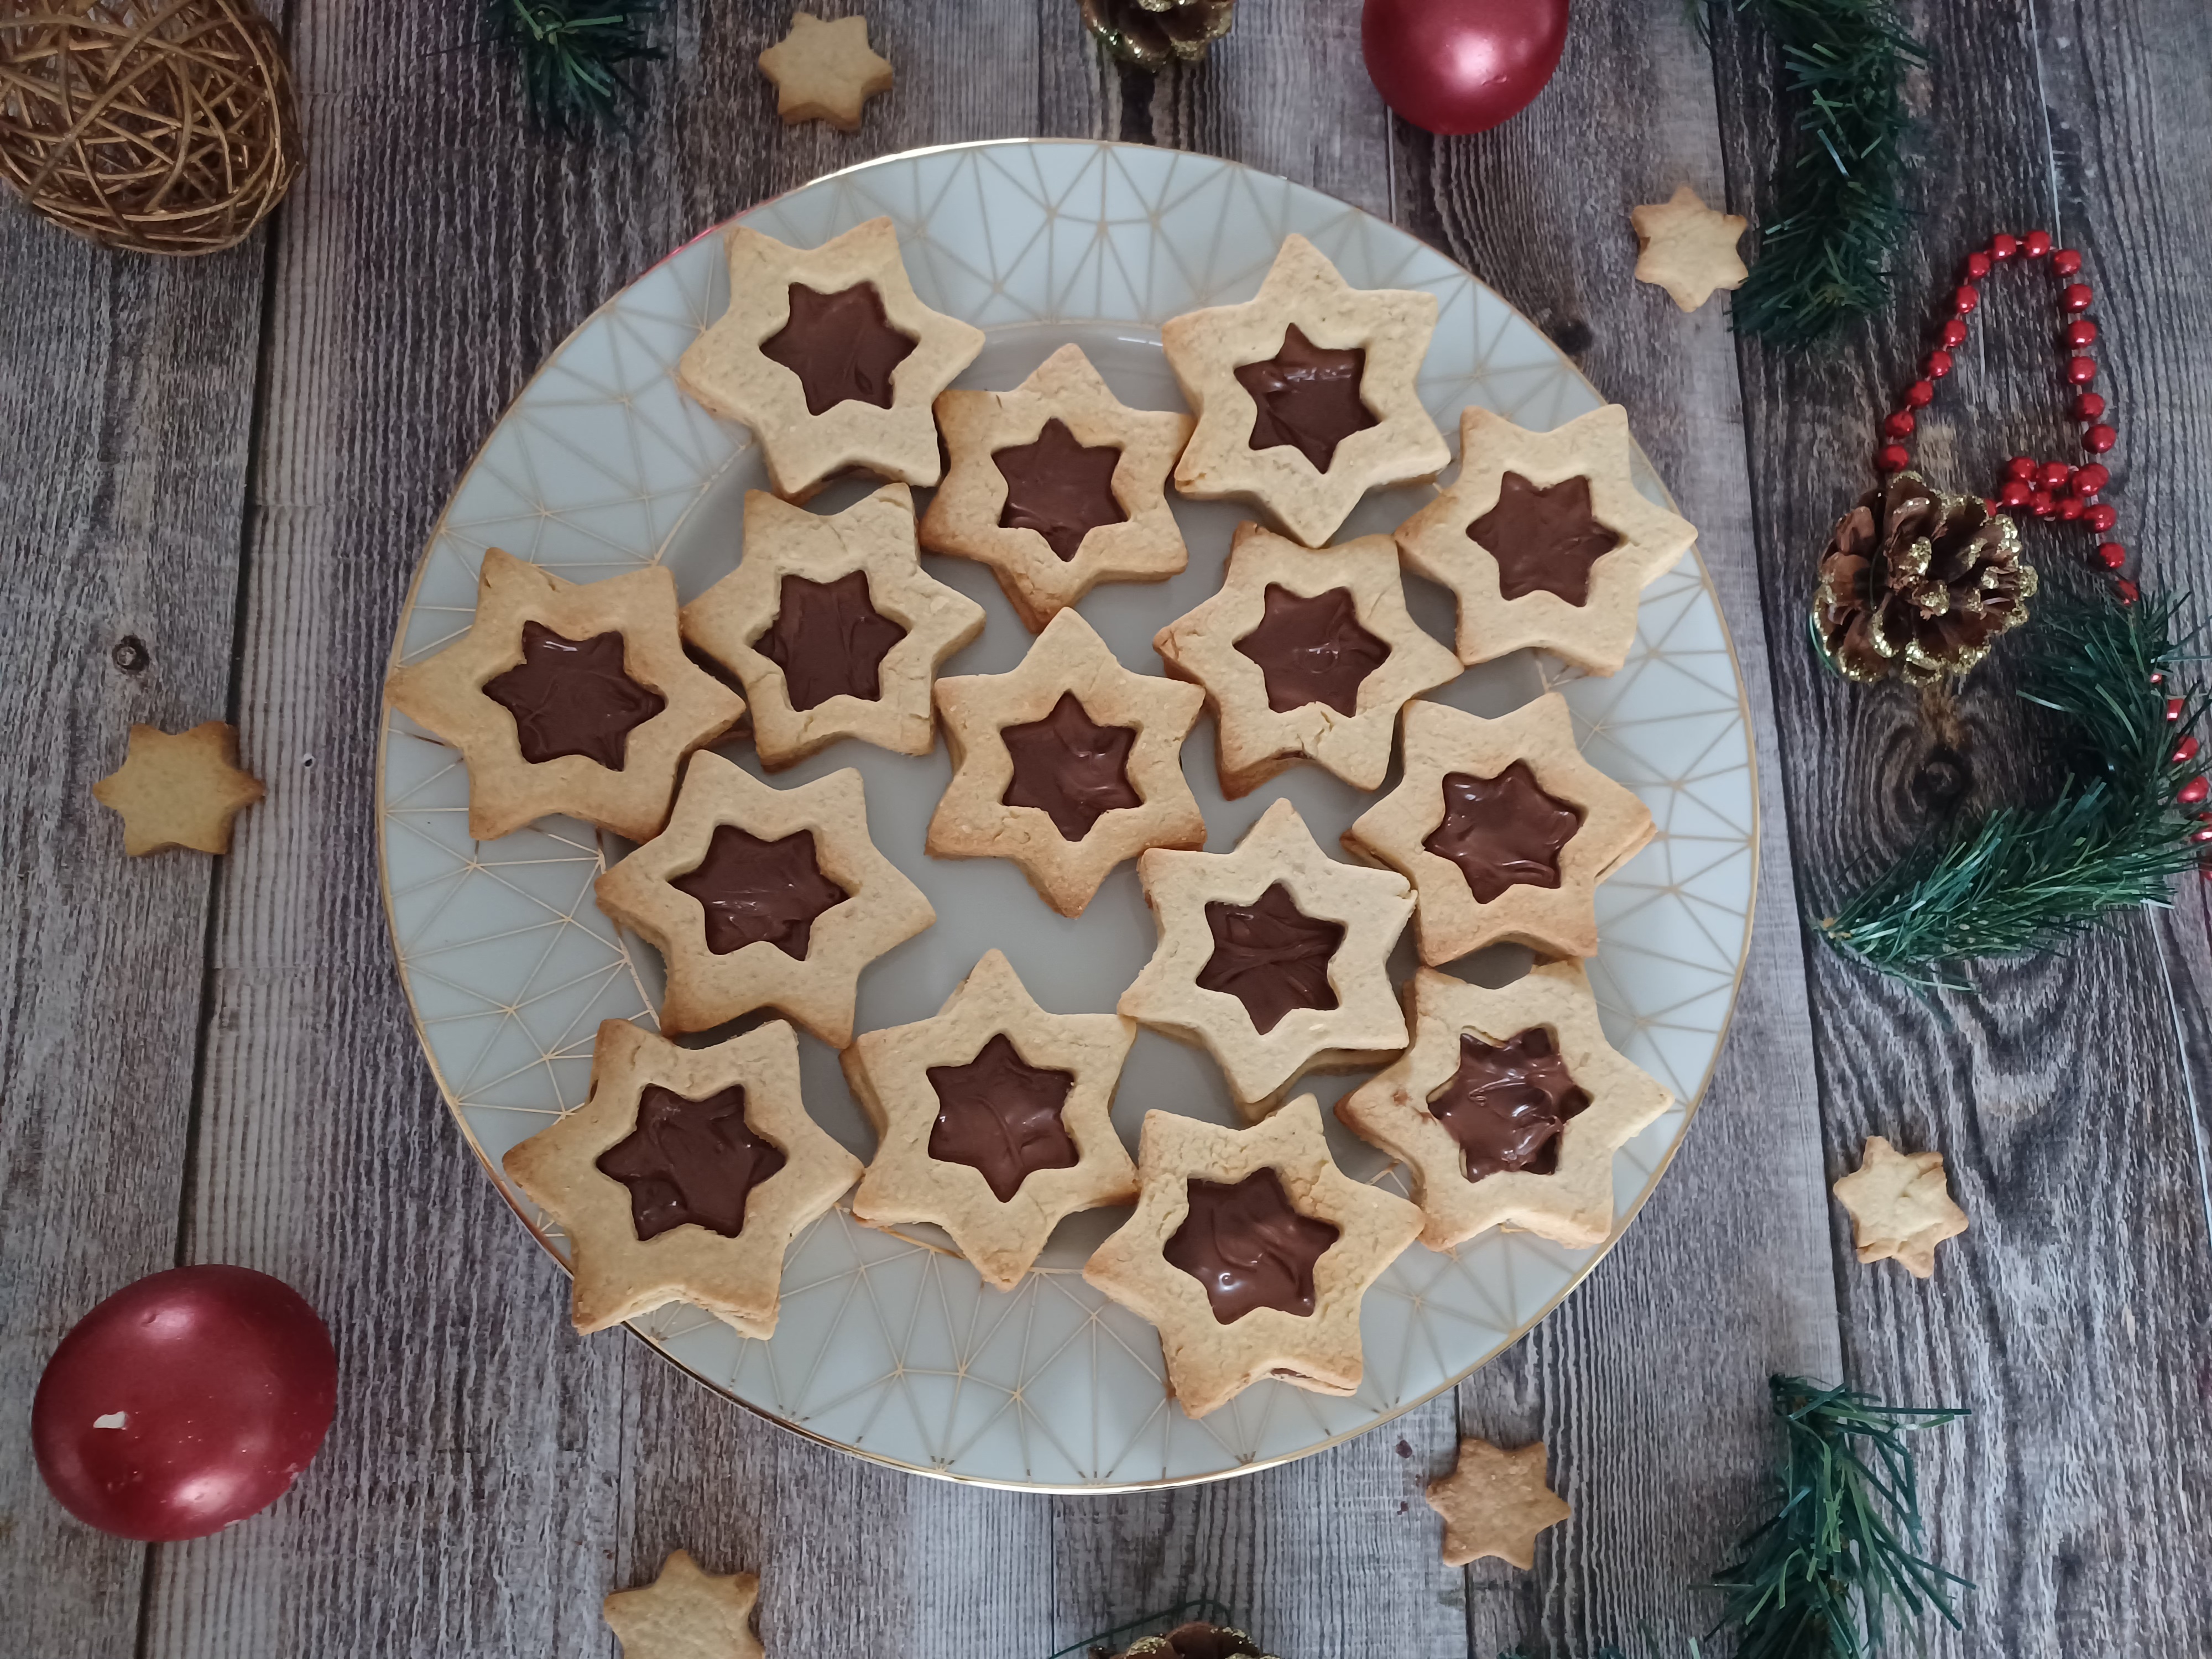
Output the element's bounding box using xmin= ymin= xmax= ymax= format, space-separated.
xmin=1631 ymin=184 xmax=1749 ymax=312
xmin=1832 ymin=1135 xmax=1969 ymax=1279
xmin=930 ymin=606 xmax=1207 ymax=917
xmin=1154 ymin=521 xmax=1460 ymax=796
xmin=1394 ymin=404 xmax=1698 ymax=676
xmin=1337 ymin=963 xmax=1672 ymax=1249
xmin=758 ymin=11 xmax=893 ymax=131
xmin=1119 ymin=797 xmax=1413 ymax=1115
xmin=92 ymin=721 xmax=264 ymax=855
xmin=677 ymin=216 xmax=984 ymax=499
xmin=1426 ymin=1436 xmax=1571 ymax=1569
xmin=594 ymin=752 xmax=934 ymax=1045
xmin=1082 ymin=1095 xmax=1422 ymax=1418
xmin=384 ymin=549 xmax=745 ymax=842
xmin=922 ymin=343 xmax=1196 ymax=630
xmin=503 ymin=1019 xmax=861 ymax=1337
xmin=1163 ymin=234 xmax=1449 ymax=548
xmin=681 ymin=483 xmax=985 ymax=769
xmin=603 ymin=1548 xmax=765 ymax=1659
xmin=844 ymin=949 xmax=1139 ymax=1289
xmin=1342 ymin=694 xmax=1653 ymax=962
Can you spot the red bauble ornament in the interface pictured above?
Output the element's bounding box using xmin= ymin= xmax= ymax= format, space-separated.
xmin=1361 ymin=0 xmax=1567 ymax=135
xmin=33 ymin=1266 xmax=336 ymax=1541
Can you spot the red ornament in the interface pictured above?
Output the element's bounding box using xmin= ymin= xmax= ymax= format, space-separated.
xmin=1939 ymin=317 xmax=1969 ymax=348
xmin=2075 ymin=392 xmax=2106 ymax=421
xmin=2074 ymin=463 xmax=2110 ymax=495
xmin=33 ymin=1266 xmax=336 ymax=1542
xmin=1925 ymin=349 xmax=1954 ymax=378
xmin=2062 ymin=281 xmax=2094 ymax=312
xmin=1990 ymin=233 xmax=2019 ymax=262
xmin=2179 ymin=775 xmax=2208 ymax=806
xmin=2176 ymin=736 xmax=2201 ymax=765
xmin=1875 ymin=443 xmax=1910 ymax=473
xmin=2067 ymin=356 xmax=2098 ymax=386
xmin=2065 ymin=319 xmax=2098 ymax=348
xmin=1361 ymin=0 xmax=1568 ymax=135
xmin=2025 ymin=230 xmax=2053 ymax=258
xmin=1952 ymin=284 xmax=1980 ymax=315
xmin=1964 ymin=252 xmax=1992 ymax=280
xmin=2005 ymin=455 xmax=2037 ymax=481
xmin=2086 ymin=503 xmax=2119 ymax=533
xmin=2053 ymin=248 xmax=2083 ymax=276
xmin=1883 ymin=410 xmax=1915 ymax=439
xmin=2084 ymin=423 xmax=2117 ymax=453
xmin=2096 ymin=542 xmax=2127 ymax=571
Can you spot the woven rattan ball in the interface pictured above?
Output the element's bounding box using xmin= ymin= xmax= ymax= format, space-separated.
xmin=0 ymin=0 xmax=301 ymax=255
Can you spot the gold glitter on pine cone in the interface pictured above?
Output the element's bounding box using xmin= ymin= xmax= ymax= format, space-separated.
xmin=1100 ymin=1624 xmax=1275 ymax=1659
xmin=1079 ymin=0 xmax=1237 ymax=67
xmin=1812 ymin=471 xmax=2037 ymax=686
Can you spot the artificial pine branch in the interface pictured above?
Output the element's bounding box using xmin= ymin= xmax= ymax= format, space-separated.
xmin=487 ymin=0 xmax=661 ymax=129
xmin=1717 ymin=0 xmax=1927 ymax=349
xmin=1817 ymin=585 xmax=2209 ymax=984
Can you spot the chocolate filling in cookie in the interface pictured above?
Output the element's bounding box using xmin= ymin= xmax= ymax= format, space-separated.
xmin=760 ymin=281 xmax=917 ymax=416
xmin=1234 ymin=324 xmax=1379 ymax=473
xmin=925 ymin=1032 xmax=1080 ymax=1203
xmin=594 ymin=1082 xmax=789 ymax=1240
xmin=1164 ymin=1166 xmax=1341 ymax=1323
xmin=754 ymin=570 xmax=907 ymax=709
xmin=1426 ymin=1027 xmax=1590 ymax=1180
xmin=672 ymin=825 xmax=848 ymax=958
xmin=1467 ymin=471 xmax=1625 ymax=606
xmin=994 ymin=418 xmax=1128 ymax=561
xmin=483 ymin=621 xmax=667 ymax=769
xmin=1196 ymin=882 xmax=1343 ymax=1035
xmin=1234 ymin=584 xmax=1391 ymax=716
xmin=999 ymin=691 xmax=1142 ymax=842
xmin=1423 ymin=762 xmax=1585 ymax=904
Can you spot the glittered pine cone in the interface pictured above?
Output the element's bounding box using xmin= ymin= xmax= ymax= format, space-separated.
xmin=1100 ymin=1623 xmax=1276 ymax=1659
xmin=1812 ymin=471 xmax=2038 ymax=686
xmin=1079 ymin=0 xmax=1238 ymax=67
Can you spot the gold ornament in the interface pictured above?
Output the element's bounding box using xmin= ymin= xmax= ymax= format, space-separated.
xmin=0 ymin=0 xmax=302 ymax=255
xmin=1079 ymin=0 xmax=1238 ymax=69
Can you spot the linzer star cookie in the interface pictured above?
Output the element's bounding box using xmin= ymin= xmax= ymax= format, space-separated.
xmin=1119 ymin=798 xmax=1413 ymax=1115
xmin=503 ymin=1019 xmax=861 ymax=1337
xmin=929 ymin=607 xmax=1207 ymax=917
xmin=1342 ymin=694 xmax=1653 ymax=962
xmin=843 ymin=949 xmax=1139 ymax=1289
xmin=1833 ymin=1135 xmax=1969 ymax=1279
xmin=594 ymin=752 xmax=934 ymax=1045
xmin=922 ymin=343 xmax=1195 ymax=630
xmin=1426 ymin=1436 xmax=1571 ymax=1569
xmin=1153 ymin=521 xmax=1460 ymax=796
xmin=1164 ymin=234 xmax=1449 ymax=547
xmin=758 ymin=11 xmax=893 ymax=131
xmin=1395 ymin=404 xmax=1698 ymax=675
xmin=93 ymin=721 xmax=264 ymax=855
xmin=1082 ymin=1095 xmax=1422 ymax=1418
xmin=384 ymin=549 xmax=745 ymax=842
xmin=1337 ymin=963 xmax=1672 ymax=1249
xmin=603 ymin=1550 xmax=764 ymax=1659
xmin=1630 ymin=184 xmax=1749 ymax=312
xmin=681 ymin=483 xmax=984 ymax=769
xmin=677 ymin=216 xmax=984 ymax=499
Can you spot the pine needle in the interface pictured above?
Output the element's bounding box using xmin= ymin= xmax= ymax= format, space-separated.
xmin=486 ymin=0 xmax=661 ymax=129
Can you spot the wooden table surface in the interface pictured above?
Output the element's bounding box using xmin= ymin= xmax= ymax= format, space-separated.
xmin=5 ymin=2 xmax=2210 ymax=1653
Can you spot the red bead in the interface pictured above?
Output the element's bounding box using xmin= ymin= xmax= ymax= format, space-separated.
xmin=2057 ymin=496 xmax=2085 ymax=522
xmin=2194 ymin=827 xmax=2212 ymax=845
xmin=1954 ymin=285 xmax=1981 ymax=315
xmin=1965 ymin=251 xmax=1993 ymax=280
xmin=1999 ymin=478 xmax=2034 ymax=508
xmin=1884 ymin=410 xmax=1916 ymax=439
xmin=2084 ymin=423 xmax=2117 ymax=453
xmin=2031 ymin=490 xmax=2056 ymax=518
xmin=2086 ymin=503 xmax=2119 ymax=533
xmin=2177 ymin=737 xmax=2202 ymax=765
xmin=1925 ymin=348 xmax=1954 ymax=378
xmin=2053 ymin=248 xmax=2083 ymax=276
xmin=1876 ymin=444 xmax=1910 ymax=473
xmin=2067 ymin=356 xmax=2098 ymax=386
xmin=1991 ymin=233 xmax=2019 ymax=262
xmin=2037 ymin=461 xmax=2072 ymax=490
xmin=2025 ymin=230 xmax=2053 ymax=258
xmin=2075 ymin=393 xmax=2106 ymax=422
xmin=2167 ymin=697 xmax=2186 ymax=722
xmin=2005 ymin=455 xmax=2038 ymax=480
xmin=2073 ymin=463 xmax=2110 ymax=495
xmin=1940 ymin=318 xmax=1969 ymax=348
xmin=2180 ymin=776 xmax=2209 ymax=806
xmin=2066 ymin=319 xmax=2098 ymax=348
xmin=1905 ymin=379 xmax=1934 ymax=408
xmin=2063 ymin=281 xmax=2094 ymax=312
xmin=2153 ymin=672 xmax=2167 ymax=686
xmin=2096 ymin=541 xmax=2128 ymax=570
xmin=2117 ymin=578 xmax=2141 ymax=605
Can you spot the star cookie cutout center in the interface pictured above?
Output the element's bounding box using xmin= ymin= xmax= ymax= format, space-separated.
xmin=92 ymin=721 xmax=265 ymax=855
xmin=1233 ymin=323 xmax=1379 ymax=473
xmin=999 ymin=691 xmax=1142 ymax=841
xmin=926 ymin=1032 xmax=1079 ymax=1203
xmin=1234 ymin=583 xmax=1392 ymax=716
xmin=602 ymin=1548 xmax=764 ymax=1659
xmin=1427 ymin=1027 xmax=1590 ymax=1180
xmin=669 ymin=823 xmax=848 ymax=959
xmin=1196 ymin=881 xmax=1345 ymax=1035
xmin=1423 ymin=760 xmax=1585 ymax=905
xmin=1469 ymin=472 xmax=1624 ymax=606
xmin=1426 ymin=1437 xmax=1571 ymax=1569
xmin=757 ymin=11 xmax=894 ymax=131
xmin=994 ymin=418 xmax=1129 ymax=560
xmin=594 ymin=1082 xmax=788 ymax=1241
xmin=1833 ymin=1135 xmax=1970 ymax=1278
xmin=482 ymin=622 xmax=666 ymax=768
xmin=754 ymin=570 xmax=908 ymax=709
xmin=1162 ymin=1165 xmax=1341 ymax=1323
xmin=760 ymin=281 xmax=915 ymax=413
xmin=1630 ymin=183 xmax=1749 ymax=312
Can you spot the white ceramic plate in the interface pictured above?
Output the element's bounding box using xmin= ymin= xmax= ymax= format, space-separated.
xmin=379 ymin=139 xmax=1757 ymax=1491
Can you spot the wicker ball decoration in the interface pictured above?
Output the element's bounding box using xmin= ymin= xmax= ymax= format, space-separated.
xmin=0 ymin=0 xmax=301 ymax=255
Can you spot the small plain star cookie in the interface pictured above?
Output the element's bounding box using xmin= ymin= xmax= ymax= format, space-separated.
xmin=1832 ymin=1135 xmax=1969 ymax=1278
xmin=1630 ymin=184 xmax=1749 ymax=312
xmin=1426 ymin=1436 xmax=1571 ymax=1568
xmin=92 ymin=721 xmax=264 ymax=855
xmin=603 ymin=1548 xmax=765 ymax=1659
xmin=758 ymin=11 xmax=893 ymax=131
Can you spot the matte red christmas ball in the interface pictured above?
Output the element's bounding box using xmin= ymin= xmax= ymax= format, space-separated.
xmin=1362 ymin=0 xmax=1569 ymax=135
xmin=33 ymin=1265 xmax=337 ymax=1541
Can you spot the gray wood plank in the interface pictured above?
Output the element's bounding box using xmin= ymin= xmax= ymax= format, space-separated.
xmin=1708 ymin=0 xmax=2212 ymax=1651
xmin=0 ymin=209 xmax=270 ymax=1652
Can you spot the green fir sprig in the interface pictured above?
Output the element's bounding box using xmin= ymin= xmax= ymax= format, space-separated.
xmin=486 ymin=0 xmax=661 ymax=129
xmin=1818 ymin=585 xmax=2209 ymax=984
xmin=1715 ymin=0 xmax=1927 ymax=349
